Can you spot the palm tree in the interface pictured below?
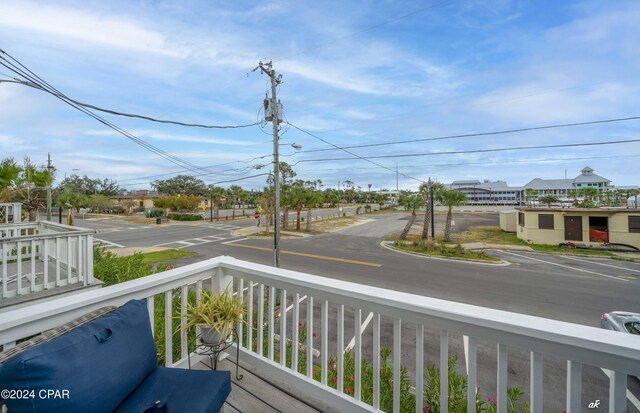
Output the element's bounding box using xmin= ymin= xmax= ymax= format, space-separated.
xmin=538 ymin=195 xmax=559 ymax=208
xmin=524 ymin=188 xmax=538 ymax=207
xmin=208 ymin=186 xmax=226 ymax=220
xmin=419 ymin=181 xmax=444 ymax=239
xmin=288 ymin=185 xmax=307 ymax=230
xmin=436 ymin=189 xmax=467 ymax=242
xmin=305 ymin=190 xmax=324 ymax=231
xmin=228 ymin=185 xmax=243 ymax=219
xmin=577 ymin=187 xmax=599 ymax=207
xmin=398 ymin=194 xmax=424 ymax=240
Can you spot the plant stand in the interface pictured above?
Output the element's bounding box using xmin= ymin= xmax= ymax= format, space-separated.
xmin=187 ymin=330 xmax=242 ymax=380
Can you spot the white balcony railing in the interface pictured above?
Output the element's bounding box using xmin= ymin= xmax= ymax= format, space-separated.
xmin=0 ymin=256 xmax=638 ymax=413
xmin=0 ymin=221 xmax=94 ymax=300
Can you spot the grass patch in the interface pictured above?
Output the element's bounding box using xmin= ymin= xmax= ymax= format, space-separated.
xmin=140 ymin=249 xmax=194 ymax=264
xmin=394 ymin=239 xmax=501 ymax=262
xmin=454 ymin=226 xmax=616 ymax=257
xmin=452 ymin=226 xmax=529 ymax=245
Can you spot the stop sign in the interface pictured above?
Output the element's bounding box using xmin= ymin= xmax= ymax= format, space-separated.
xmin=254 ymin=212 xmax=260 ymax=219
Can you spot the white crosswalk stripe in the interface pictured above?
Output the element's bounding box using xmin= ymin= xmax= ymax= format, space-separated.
xmin=153 ymin=235 xmax=236 ymax=249
xmin=93 ymin=238 xmax=125 ymax=248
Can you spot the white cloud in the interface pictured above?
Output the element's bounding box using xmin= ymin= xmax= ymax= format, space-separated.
xmin=0 ymin=2 xmax=187 ymax=58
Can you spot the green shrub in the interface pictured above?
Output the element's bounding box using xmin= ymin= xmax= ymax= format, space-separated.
xmin=356 ymin=206 xmax=362 ymax=214
xmin=93 ymin=247 xmax=154 ymax=286
xmin=146 ymin=208 xmax=165 ymax=218
xmin=168 ymin=213 xmax=202 ymax=221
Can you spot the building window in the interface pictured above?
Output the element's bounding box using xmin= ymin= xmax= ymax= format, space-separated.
xmin=518 ymin=212 xmax=525 ymax=226
xmin=538 ymin=214 xmax=554 ymax=230
xmin=630 ymin=216 xmax=640 ymax=233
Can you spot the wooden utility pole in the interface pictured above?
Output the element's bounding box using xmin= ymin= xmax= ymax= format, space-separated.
xmin=257 ymin=61 xmax=282 ymax=267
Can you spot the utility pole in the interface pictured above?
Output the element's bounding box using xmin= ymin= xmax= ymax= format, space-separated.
xmin=257 ymin=61 xmax=282 ymax=267
xmin=337 ymin=181 xmax=340 ymax=217
xmin=46 ymin=153 xmax=53 ymax=222
xmin=396 ymin=162 xmax=399 ymax=191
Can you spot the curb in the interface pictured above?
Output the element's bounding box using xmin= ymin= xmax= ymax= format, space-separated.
xmin=380 ymin=241 xmax=511 ymax=266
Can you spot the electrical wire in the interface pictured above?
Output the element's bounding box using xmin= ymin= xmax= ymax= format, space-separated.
xmin=292 ymin=137 xmax=640 ymax=163
xmin=296 ymin=116 xmax=640 ymax=154
xmin=0 ymin=51 xmax=224 ymax=175
xmin=287 ymin=122 xmax=425 ymax=183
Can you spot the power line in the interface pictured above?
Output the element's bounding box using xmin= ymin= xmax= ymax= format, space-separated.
xmin=0 ymin=51 xmax=219 ymax=175
xmin=293 ymin=137 xmax=640 ymax=163
xmin=296 ymin=116 xmax=640 ymax=154
xmin=287 ymin=122 xmax=425 ymax=183
xmin=117 ymin=153 xmax=274 ymax=182
xmin=292 ymin=154 xmax=640 ymax=173
xmin=212 ymin=173 xmax=270 ymax=186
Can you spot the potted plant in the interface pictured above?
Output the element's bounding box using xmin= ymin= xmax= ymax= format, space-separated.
xmin=184 ymin=288 xmax=246 ymax=345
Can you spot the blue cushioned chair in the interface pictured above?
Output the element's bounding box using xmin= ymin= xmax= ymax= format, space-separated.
xmin=0 ymin=299 xmax=231 ymax=413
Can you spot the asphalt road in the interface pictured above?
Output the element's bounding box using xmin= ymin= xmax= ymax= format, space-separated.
xmin=80 ymin=211 xmax=640 ymax=411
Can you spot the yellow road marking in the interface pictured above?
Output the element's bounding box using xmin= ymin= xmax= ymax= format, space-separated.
xmin=225 ymin=242 xmax=383 ymax=267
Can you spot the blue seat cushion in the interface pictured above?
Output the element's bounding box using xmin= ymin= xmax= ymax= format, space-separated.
xmin=114 ymin=367 xmax=231 ymax=413
xmin=0 ymin=299 xmax=157 ymax=413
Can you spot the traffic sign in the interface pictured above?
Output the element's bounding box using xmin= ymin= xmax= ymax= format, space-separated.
xmin=254 ymin=212 xmax=260 ymax=219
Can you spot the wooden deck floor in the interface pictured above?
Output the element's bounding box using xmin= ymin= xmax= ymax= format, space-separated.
xmin=193 ymin=357 xmax=323 ymax=413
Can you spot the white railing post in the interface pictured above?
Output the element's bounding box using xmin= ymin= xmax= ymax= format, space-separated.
xmin=321 ymin=299 xmax=328 ymax=385
xmin=306 ymin=296 xmax=313 ymax=379
xmin=147 ymin=296 xmax=155 ymax=337
xmin=164 ymin=290 xmax=173 ymax=367
xmin=608 ymin=370 xmax=627 ymax=413
xmin=280 ymin=288 xmax=287 ymax=366
xmin=258 ymin=284 xmax=264 ymax=356
xmin=566 ymin=361 xmax=581 ymax=413
xmin=180 ymin=286 xmax=188 ymax=359
xmin=1 ymin=243 xmax=7 ymax=299
xmin=337 ymin=304 xmax=344 ymax=393
xmin=16 ymin=240 xmax=22 ymax=295
xmin=497 ymin=344 xmax=508 ymax=413
xmin=354 ymin=308 xmax=362 ymax=400
xmin=440 ymin=330 xmax=448 ymax=413
xmin=247 ymin=281 xmax=254 ymax=352
xmin=292 ymin=292 xmax=300 ymax=372
xmin=30 ymin=239 xmax=36 ymax=292
xmin=415 ymin=324 xmax=424 ymax=413
xmin=466 ymin=336 xmax=477 ymax=413
xmin=268 ymin=286 xmax=275 ymax=360
xmin=530 ymin=352 xmax=543 ymax=413
xmin=87 ymin=234 xmax=94 ymax=285
xmin=373 ymin=313 xmax=380 ymax=409
xmin=393 ymin=318 xmax=401 ymax=413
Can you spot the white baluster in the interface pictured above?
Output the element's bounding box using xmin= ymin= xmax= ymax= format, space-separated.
xmin=466 ymin=336 xmax=477 ymax=413
xmin=355 ymin=309 xmax=362 ymax=400
xmin=373 ymin=313 xmax=380 ymax=409
xmin=393 ymin=318 xmax=401 ymax=413
xmin=530 ymin=352 xmax=543 ymax=413
xmin=415 ymin=324 xmax=424 ymax=413
xmin=608 ymin=370 xmax=627 ymax=413
xmin=247 ymin=281 xmax=254 ymax=352
xmin=566 ymin=361 xmax=581 ymax=413
xmin=268 ymin=286 xmax=275 ymax=360
xmin=280 ymin=288 xmax=287 ymax=366
xmin=181 ymin=286 xmax=188 ymax=359
xmin=147 ymin=296 xmax=155 ymax=337
xmin=337 ymin=304 xmax=345 ymax=393
xmin=165 ymin=290 xmax=173 ymax=367
xmin=306 ymin=296 xmax=313 ymax=378
xmin=238 ymin=279 xmax=244 ymax=347
xmin=497 ymin=344 xmax=508 ymax=413
xmin=440 ymin=330 xmax=448 ymax=413
xmin=292 ymin=292 xmax=300 ymax=372
xmin=321 ymin=300 xmax=328 ymax=385
xmin=258 ymin=284 xmax=264 ymax=356
xmin=30 ymin=239 xmax=36 ymax=292
xmin=16 ymin=240 xmax=22 ymax=295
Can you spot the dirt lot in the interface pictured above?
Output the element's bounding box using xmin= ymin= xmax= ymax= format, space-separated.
xmin=395 ymin=212 xmax=499 ymax=240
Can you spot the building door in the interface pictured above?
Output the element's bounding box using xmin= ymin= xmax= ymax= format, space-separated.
xmin=564 ymin=216 xmax=583 ymax=241
xmin=589 ymin=216 xmax=609 ymax=243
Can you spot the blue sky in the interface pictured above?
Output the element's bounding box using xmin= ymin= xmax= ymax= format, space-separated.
xmin=0 ymin=0 xmax=639 ymax=191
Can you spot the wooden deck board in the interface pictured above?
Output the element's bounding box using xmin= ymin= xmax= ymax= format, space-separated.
xmin=194 ymin=357 xmax=322 ymax=413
